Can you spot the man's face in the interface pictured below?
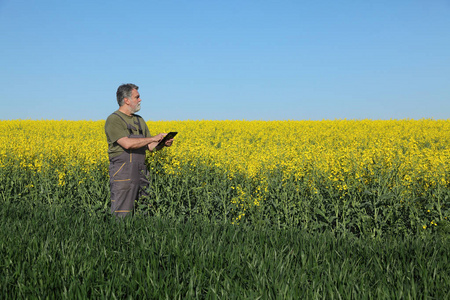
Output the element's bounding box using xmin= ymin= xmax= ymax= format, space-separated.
xmin=127 ymin=89 xmax=141 ymax=113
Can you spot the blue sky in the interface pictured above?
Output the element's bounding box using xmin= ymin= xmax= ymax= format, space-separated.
xmin=1 ymin=0 xmax=449 ymax=121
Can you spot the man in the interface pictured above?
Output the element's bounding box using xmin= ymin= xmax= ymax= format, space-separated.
xmin=105 ymin=83 xmax=173 ymax=217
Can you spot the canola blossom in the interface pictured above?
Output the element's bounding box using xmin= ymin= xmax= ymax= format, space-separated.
xmin=1 ymin=119 xmax=449 ymax=230
xmin=151 ymin=119 xmax=450 ymax=187
xmin=148 ymin=120 xmax=450 ymax=225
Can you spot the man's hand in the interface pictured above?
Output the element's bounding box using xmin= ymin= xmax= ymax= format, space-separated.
xmin=165 ymin=138 xmax=174 ymax=147
xmin=148 ymin=135 xmax=174 ymax=151
xmin=153 ymin=133 xmax=166 ymax=143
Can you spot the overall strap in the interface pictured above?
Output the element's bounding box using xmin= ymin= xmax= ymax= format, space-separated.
xmin=113 ymin=112 xmax=127 ymax=124
xmin=113 ymin=112 xmax=143 ymax=135
xmin=133 ymin=114 xmax=144 ymax=135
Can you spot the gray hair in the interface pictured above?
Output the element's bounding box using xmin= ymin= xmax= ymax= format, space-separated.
xmin=116 ymin=83 xmax=139 ymax=106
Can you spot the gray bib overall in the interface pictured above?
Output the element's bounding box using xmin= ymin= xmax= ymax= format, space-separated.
xmin=109 ymin=113 xmax=149 ymax=217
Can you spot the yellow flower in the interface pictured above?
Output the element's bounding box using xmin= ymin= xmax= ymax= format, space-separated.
xmin=2 ymin=119 xmax=450 ymax=222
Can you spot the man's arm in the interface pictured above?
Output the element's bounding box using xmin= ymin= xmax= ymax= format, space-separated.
xmin=117 ymin=133 xmax=166 ymax=150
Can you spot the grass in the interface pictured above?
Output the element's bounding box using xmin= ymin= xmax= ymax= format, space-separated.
xmin=1 ymin=201 xmax=449 ymax=299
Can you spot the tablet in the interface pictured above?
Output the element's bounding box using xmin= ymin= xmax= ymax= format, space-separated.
xmin=155 ymin=132 xmax=177 ymax=150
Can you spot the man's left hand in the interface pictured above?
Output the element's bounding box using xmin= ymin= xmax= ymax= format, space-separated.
xmin=165 ymin=139 xmax=174 ymax=147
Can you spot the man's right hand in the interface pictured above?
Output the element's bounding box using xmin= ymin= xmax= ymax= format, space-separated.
xmin=152 ymin=133 xmax=167 ymax=143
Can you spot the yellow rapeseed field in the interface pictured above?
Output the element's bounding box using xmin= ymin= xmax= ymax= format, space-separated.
xmin=1 ymin=119 xmax=449 ymax=223
xmin=149 ymin=120 xmax=450 ymax=196
xmin=149 ymin=119 xmax=450 ymax=222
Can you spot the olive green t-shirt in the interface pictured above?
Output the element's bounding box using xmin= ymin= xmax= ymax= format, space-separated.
xmin=105 ymin=110 xmax=151 ymax=159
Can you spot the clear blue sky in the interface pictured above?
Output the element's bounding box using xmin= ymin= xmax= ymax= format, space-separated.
xmin=1 ymin=0 xmax=449 ymax=121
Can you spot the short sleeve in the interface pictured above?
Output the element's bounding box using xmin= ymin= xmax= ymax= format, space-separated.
xmin=105 ymin=113 xmax=129 ymax=144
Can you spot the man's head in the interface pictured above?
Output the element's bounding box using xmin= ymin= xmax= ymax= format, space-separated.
xmin=116 ymin=83 xmax=141 ymax=114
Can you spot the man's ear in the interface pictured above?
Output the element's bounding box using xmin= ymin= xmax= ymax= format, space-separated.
xmin=123 ymin=97 xmax=130 ymax=105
